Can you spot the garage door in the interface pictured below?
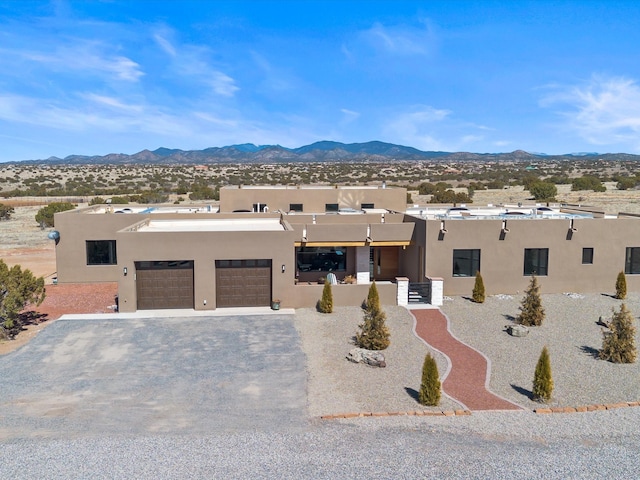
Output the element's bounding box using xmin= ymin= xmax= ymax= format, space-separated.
xmin=216 ymin=259 xmax=271 ymax=307
xmin=135 ymin=260 xmax=194 ymax=310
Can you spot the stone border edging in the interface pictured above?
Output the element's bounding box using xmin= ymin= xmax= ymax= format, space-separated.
xmin=534 ymin=401 xmax=640 ymax=414
xmin=322 ymin=401 xmax=640 ymax=419
xmin=320 ymin=410 xmax=472 ymax=419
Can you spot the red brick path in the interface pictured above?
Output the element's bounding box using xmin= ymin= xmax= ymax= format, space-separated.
xmin=411 ymin=308 xmax=522 ymax=411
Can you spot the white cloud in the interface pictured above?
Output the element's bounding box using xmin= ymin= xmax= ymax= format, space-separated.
xmin=153 ymin=33 xmax=177 ymax=57
xmin=340 ymin=108 xmax=360 ymax=123
xmin=540 ymin=75 xmax=640 ymax=148
xmin=360 ymin=21 xmax=435 ymax=56
xmin=384 ymin=106 xmax=450 ymax=150
xmin=4 ymin=43 xmax=144 ymax=82
xmin=153 ymin=28 xmax=239 ymax=97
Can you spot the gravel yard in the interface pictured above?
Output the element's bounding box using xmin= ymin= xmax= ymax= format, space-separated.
xmin=441 ymin=292 xmax=640 ymax=410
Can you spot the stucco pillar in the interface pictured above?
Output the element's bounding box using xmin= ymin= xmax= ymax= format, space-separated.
xmin=355 ymin=246 xmax=370 ymax=284
xmin=429 ymin=277 xmax=444 ymax=306
xmin=396 ymin=277 xmax=409 ymax=306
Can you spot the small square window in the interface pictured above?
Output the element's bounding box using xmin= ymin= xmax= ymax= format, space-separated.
xmin=361 ymin=203 xmax=375 ymax=209
xmin=452 ymin=249 xmax=481 ymax=277
xmin=86 ymin=240 xmax=117 ymax=265
xmin=582 ymin=248 xmax=594 ymax=264
xmin=325 ymin=203 xmax=339 ymax=212
xmin=289 ymin=203 xmax=303 ymax=212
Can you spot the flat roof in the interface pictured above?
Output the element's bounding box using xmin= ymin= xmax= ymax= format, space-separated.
xmin=137 ymin=218 xmax=284 ymax=232
xmin=88 ymin=205 xmax=218 ymax=214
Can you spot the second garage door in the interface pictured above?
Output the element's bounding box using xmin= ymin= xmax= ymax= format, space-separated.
xmin=135 ymin=260 xmax=194 ymax=310
xmin=216 ymin=259 xmax=272 ymax=307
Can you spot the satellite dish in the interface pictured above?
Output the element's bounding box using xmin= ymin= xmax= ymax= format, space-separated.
xmin=48 ymin=230 xmax=60 ymax=240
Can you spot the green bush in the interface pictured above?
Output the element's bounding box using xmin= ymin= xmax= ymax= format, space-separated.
xmin=600 ymin=303 xmax=637 ymax=364
xmin=529 ymin=181 xmax=557 ymax=201
xmin=355 ymin=282 xmax=390 ymax=350
xmin=317 ymin=281 xmax=333 ymax=313
xmin=517 ymin=275 xmax=545 ymax=326
xmin=615 ymin=271 xmax=627 ymax=300
xmin=472 ymin=271 xmax=485 ymax=303
xmin=34 ymin=202 xmax=75 ymax=228
xmin=532 ymin=346 xmax=553 ymax=402
xmin=0 ymin=203 xmax=14 ymax=221
xmin=0 ymin=260 xmax=45 ymax=336
xmin=571 ymin=175 xmax=606 ymax=192
xmin=419 ymin=353 xmax=441 ymax=406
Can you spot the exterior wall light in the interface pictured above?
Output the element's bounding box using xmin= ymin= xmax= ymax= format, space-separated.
xmin=123 ymin=267 xmax=128 ymax=276
xmin=281 ymin=264 xmax=286 ymax=273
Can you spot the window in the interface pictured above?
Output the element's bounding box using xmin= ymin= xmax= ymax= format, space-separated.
xmin=625 ymin=247 xmax=640 ymax=274
xmin=86 ymin=240 xmax=117 ymax=265
xmin=452 ymin=249 xmax=481 ymax=277
xmin=296 ymin=247 xmax=346 ymax=272
xmin=289 ymin=203 xmax=303 ymax=212
xmin=361 ymin=203 xmax=375 ymax=209
xmin=325 ymin=203 xmax=339 ymax=212
xmin=582 ymin=248 xmax=594 ymax=265
xmin=524 ymin=248 xmax=548 ymax=276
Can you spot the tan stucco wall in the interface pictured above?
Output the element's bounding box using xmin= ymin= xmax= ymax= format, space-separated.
xmin=425 ymin=216 xmax=640 ymax=295
xmin=288 ymin=282 xmax=397 ymax=308
xmin=116 ymin=228 xmax=296 ymax=313
xmin=220 ymin=186 xmax=407 ymax=213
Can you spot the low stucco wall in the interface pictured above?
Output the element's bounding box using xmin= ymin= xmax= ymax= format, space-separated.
xmin=285 ymin=282 xmax=397 ymax=309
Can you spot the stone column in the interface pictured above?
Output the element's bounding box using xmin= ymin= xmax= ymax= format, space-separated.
xmin=355 ymin=246 xmax=370 ymax=284
xmin=396 ymin=277 xmax=409 ymax=306
xmin=428 ymin=277 xmax=444 ymax=306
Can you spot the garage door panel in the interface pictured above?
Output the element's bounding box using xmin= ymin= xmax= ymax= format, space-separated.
xmin=136 ymin=261 xmax=194 ymax=310
xmin=216 ymin=261 xmax=271 ymax=308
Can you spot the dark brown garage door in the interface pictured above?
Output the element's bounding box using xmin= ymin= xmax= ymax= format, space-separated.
xmin=215 ymin=259 xmax=271 ymax=307
xmin=135 ymin=260 xmax=194 ymax=310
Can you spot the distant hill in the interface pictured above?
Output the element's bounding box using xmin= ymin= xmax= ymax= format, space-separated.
xmin=11 ymin=141 xmax=640 ymax=165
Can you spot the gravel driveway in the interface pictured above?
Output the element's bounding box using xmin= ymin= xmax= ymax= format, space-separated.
xmin=0 ymin=315 xmax=307 ymax=440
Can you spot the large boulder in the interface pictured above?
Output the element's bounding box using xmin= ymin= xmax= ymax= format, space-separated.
xmin=347 ymin=348 xmax=386 ymax=367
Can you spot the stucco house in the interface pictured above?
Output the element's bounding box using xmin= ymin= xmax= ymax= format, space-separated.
xmin=52 ymin=185 xmax=640 ymax=313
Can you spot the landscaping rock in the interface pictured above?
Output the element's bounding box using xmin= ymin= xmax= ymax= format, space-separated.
xmin=347 ymin=348 xmax=386 ymax=367
xmin=506 ymin=324 xmax=529 ymax=337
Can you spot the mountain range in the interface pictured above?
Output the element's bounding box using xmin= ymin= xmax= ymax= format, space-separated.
xmin=18 ymin=141 xmax=640 ymax=165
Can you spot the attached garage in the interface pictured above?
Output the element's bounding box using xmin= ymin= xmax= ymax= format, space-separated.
xmin=135 ymin=260 xmax=194 ymax=309
xmin=215 ymin=259 xmax=272 ymax=307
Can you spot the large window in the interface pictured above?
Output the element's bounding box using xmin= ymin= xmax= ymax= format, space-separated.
xmin=452 ymin=249 xmax=481 ymax=277
xmin=296 ymin=247 xmax=346 ymax=272
xmin=625 ymin=247 xmax=640 ymax=274
xmin=524 ymin=248 xmax=548 ymax=276
xmin=86 ymin=240 xmax=117 ymax=265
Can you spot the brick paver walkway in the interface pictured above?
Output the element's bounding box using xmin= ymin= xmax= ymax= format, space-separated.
xmin=410 ymin=308 xmax=522 ymax=411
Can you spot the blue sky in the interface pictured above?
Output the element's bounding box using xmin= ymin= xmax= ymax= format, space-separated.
xmin=1 ymin=0 xmax=640 ymax=161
